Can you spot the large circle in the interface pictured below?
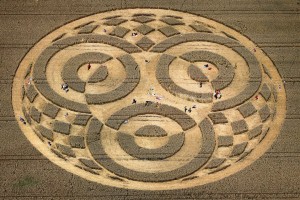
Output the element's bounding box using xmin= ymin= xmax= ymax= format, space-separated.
xmin=12 ymin=9 xmax=286 ymax=190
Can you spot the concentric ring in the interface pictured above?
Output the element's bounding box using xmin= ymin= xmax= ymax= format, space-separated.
xmin=12 ymin=9 xmax=286 ymax=190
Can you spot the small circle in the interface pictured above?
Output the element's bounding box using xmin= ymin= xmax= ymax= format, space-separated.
xmin=13 ymin=9 xmax=286 ymax=190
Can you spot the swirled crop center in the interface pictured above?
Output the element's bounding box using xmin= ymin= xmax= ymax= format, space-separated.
xmin=12 ymin=9 xmax=286 ymax=190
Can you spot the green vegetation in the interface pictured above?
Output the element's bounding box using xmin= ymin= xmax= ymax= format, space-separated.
xmin=13 ymin=176 xmax=38 ymax=188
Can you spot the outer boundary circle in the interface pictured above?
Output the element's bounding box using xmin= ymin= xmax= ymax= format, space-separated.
xmin=12 ymin=8 xmax=286 ymax=190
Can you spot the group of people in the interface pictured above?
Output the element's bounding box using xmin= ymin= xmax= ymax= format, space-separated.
xmin=131 ymin=32 xmax=138 ymax=37
xmin=203 ymin=63 xmax=212 ymax=70
xmin=132 ymin=99 xmax=161 ymax=108
xmin=184 ymin=105 xmax=196 ymax=113
xmin=213 ymin=90 xmax=222 ymax=99
xmin=131 ymin=86 xmax=164 ymax=107
xmin=19 ymin=116 xmax=26 ymax=125
xmin=61 ymin=83 xmax=69 ymax=93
